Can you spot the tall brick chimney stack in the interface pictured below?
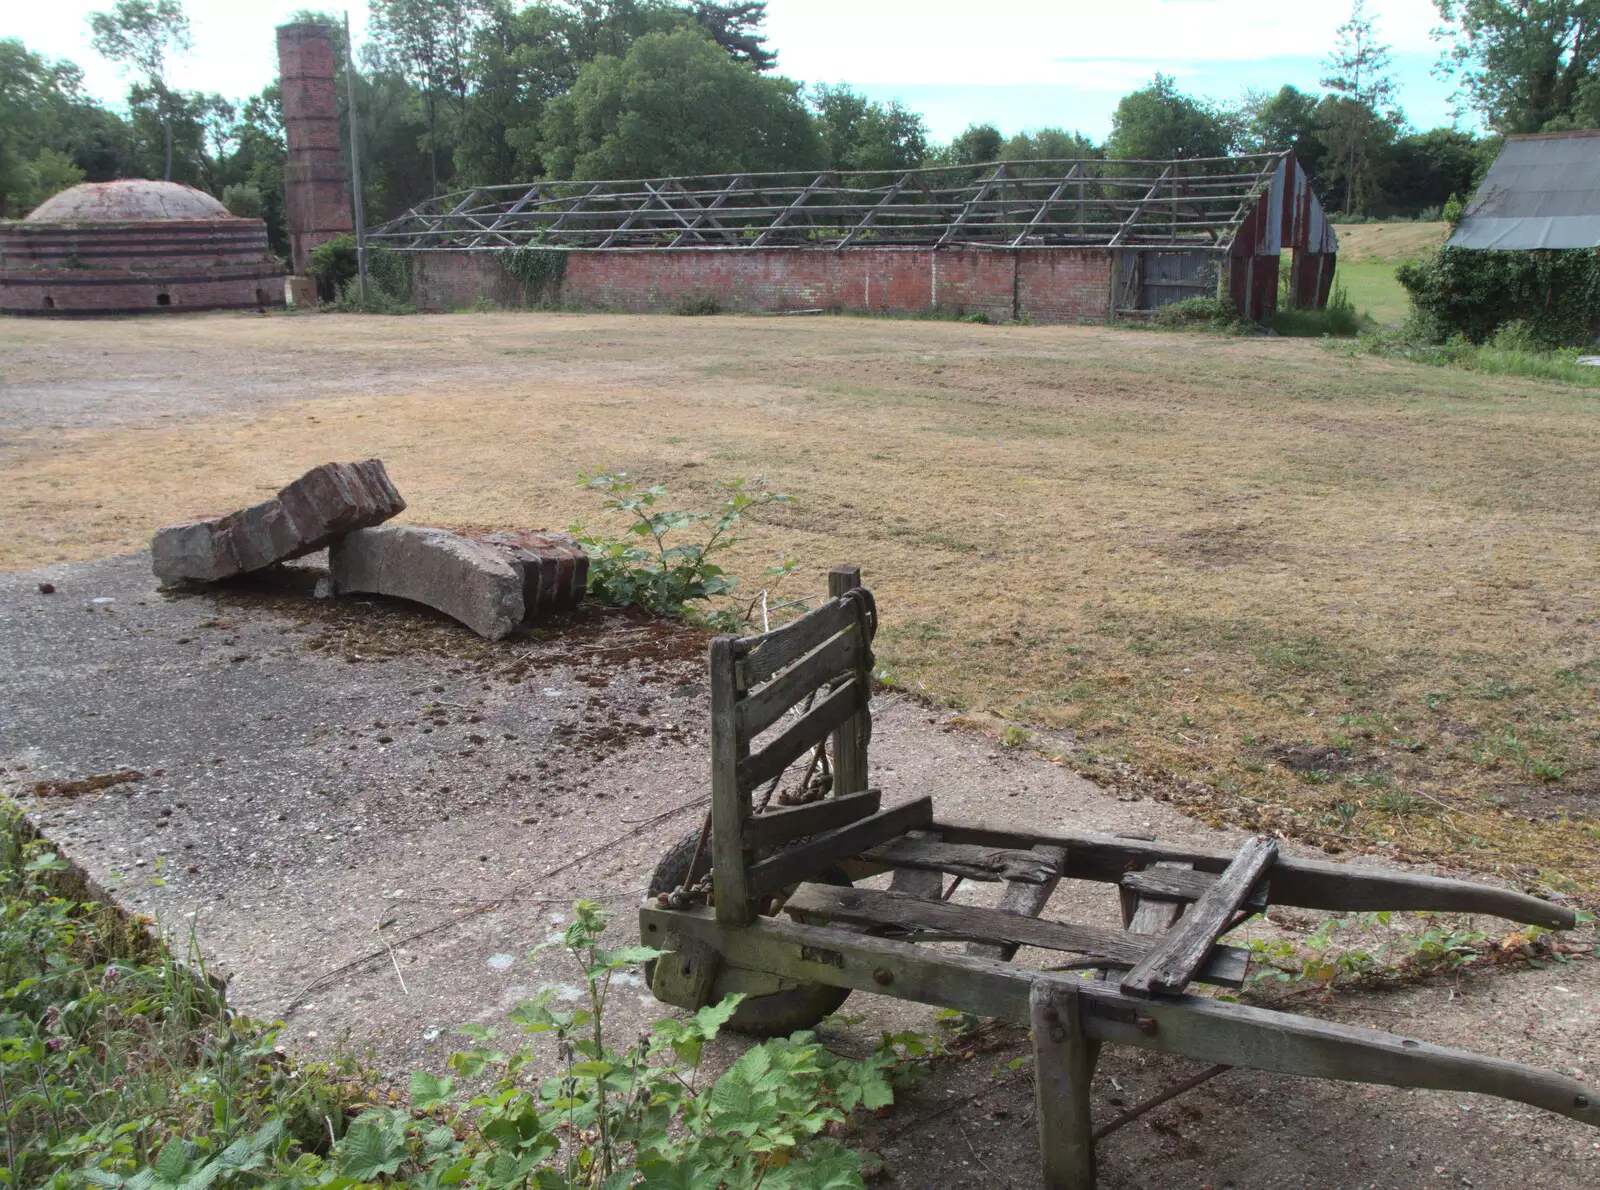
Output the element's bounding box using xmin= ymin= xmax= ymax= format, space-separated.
xmin=275 ymin=23 xmax=353 ymax=284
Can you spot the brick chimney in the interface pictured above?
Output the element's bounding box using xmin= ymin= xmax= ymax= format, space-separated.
xmin=275 ymin=23 xmax=353 ymax=281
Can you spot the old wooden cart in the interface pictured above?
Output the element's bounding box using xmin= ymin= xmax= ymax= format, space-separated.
xmin=640 ymin=567 xmax=1599 ymax=1188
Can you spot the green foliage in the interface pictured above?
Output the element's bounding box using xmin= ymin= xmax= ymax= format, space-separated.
xmin=221 ymin=180 xmax=262 ymax=218
xmin=308 ymin=232 xmax=359 ymax=289
xmin=811 ymin=83 xmax=929 ymax=172
xmin=1270 ymin=285 xmax=1365 ymax=337
xmin=540 ymin=27 xmax=822 ymax=181
xmin=1352 ymin=324 xmax=1600 ymax=387
xmin=1396 ymin=246 xmax=1600 ymax=347
xmin=1107 ymin=74 xmax=1234 ymax=161
xmin=1442 ymin=191 xmax=1465 ymax=225
xmin=1153 ymin=295 xmax=1246 ymax=332
xmin=2 ymin=797 xmax=917 ymax=1189
xmin=672 ymin=294 xmax=722 ymax=316
xmin=1434 ymin=0 xmax=1600 ymax=133
xmin=571 ymin=469 xmax=793 ymax=623
xmin=500 ymin=246 xmax=568 ymax=307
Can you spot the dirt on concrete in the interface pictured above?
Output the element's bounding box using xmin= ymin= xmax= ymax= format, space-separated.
xmin=3 ymin=552 xmax=1597 ymax=1188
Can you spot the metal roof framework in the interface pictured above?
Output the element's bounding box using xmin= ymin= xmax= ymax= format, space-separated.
xmin=368 ymin=153 xmax=1292 ymax=253
xmin=1447 ymin=130 xmax=1600 ymax=251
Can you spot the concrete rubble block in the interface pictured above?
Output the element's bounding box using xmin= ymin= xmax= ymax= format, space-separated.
xmin=328 ymin=525 xmax=588 ymax=640
xmin=151 ymin=459 xmax=406 ymax=584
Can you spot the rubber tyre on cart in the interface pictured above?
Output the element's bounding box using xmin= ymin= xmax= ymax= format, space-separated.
xmin=643 ymin=828 xmax=854 ymax=1036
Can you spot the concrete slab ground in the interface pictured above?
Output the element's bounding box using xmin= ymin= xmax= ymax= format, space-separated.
xmin=3 ymin=552 xmax=1597 ymax=1188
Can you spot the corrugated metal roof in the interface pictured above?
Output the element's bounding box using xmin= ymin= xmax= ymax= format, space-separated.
xmin=1448 ymin=131 xmax=1600 ymax=250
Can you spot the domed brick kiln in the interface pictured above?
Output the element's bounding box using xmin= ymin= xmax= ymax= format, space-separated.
xmin=0 ymin=179 xmax=285 ymax=316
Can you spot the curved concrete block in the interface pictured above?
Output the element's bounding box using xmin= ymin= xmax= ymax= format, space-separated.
xmin=329 ymin=524 xmax=525 ymax=640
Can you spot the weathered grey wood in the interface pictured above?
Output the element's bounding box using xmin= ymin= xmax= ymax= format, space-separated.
xmin=1123 ymin=866 xmax=1269 ymax=913
xmin=968 ymin=844 xmax=1067 ymax=961
xmin=860 ymin=836 xmax=1061 ymax=884
xmin=736 ymin=678 xmax=864 ymax=792
xmin=709 ymin=635 xmax=754 ymax=925
xmin=1031 ymin=981 xmax=1097 ymax=1190
xmin=744 ymin=789 xmax=882 ymax=849
xmin=783 ymin=882 xmax=1249 ymax=988
xmin=738 ymin=597 xmax=857 ymax=688
xmin=889 ymin=830 xmax=948 ymax=899
xmin=1121 ymin=836 xmax=1277 ymax=998
xmin=1125 ymin=861 xmax=1193 ymax=936
xmin=649 ymin=932 xmax=721 ymax=1010
xmin=827 ymin=565 xmax=871 ymax=797
xmin=638 ymin=907 xmax=1600 ymax=1128
xmin=930 ymin=819 xmax=1577 ymax=930
xmin=737 ymin=624 xmax=860 ymax=737
xmin=745 ymin=797 xmax=933 ymax=898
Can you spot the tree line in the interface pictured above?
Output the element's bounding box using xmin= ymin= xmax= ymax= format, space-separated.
xmin=5 ymin=0 xmax=1600 ymax=250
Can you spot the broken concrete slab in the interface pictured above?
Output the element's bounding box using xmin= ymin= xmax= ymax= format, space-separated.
xmin=330 ymin=524 xmax=524 ymax=639
xmin=151 ymin=459 xmax=405 ymax=584
xmin=328 ymin=525 xmax=588 ymax=639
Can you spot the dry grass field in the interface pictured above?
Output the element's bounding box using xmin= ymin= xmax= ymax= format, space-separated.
xmin=4 ymin=309 xmax=1597 ymax=895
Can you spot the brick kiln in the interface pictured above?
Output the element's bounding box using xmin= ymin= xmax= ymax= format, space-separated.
xmin=0 ymin=179 xmax=285 ymax=317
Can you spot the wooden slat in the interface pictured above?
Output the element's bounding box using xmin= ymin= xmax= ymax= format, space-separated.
xmin=889 ymin=830 xmax=948 ymax=899
xmin=967 ymin=844 xmax=1067 ymax=961
xmin=1031 ymin=981 xmax=1096 ymax=1190
xmin=1125 ymin=860 xmax=1192 ymax=936
xmin=745 ymin=798 xmax=933 ymax=899
xmin=827 ymin=565 xmax=870 ymax=797
xmin=743 ymin=789 xmax=882 ymax=849
xmin=860 ymin=836 xmax=1061 ymax=884
xmin=930 ymin=819 xmax=1577 ymax=930
xmin=736 ymin=678 xmax=864 ymax=792
xmin=637 ymin=907 xmax=1600 ymax=1128
xmin=1121 ymin=836 xmax=1277 ymax=998
xmin=737 ymin=597 xmax=857 ymax=688
xmin=783 ymin=883 xmax=1249 ymax=988
xmin=736 ymin=624 xmax=859 ymax=738
xmin=709 ymin=635 xmax=753 ymax=924
xmin=1123 ymin=865 xmax=1269 ymax=913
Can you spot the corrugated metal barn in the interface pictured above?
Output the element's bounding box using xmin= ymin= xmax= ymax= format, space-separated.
xmin=373 ymin=149 xmax=1337 ymax=323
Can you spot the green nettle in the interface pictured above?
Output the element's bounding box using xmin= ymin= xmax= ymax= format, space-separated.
xmin=500 ymin=246 xmax=568 ymax=307
xmin=571 ymin=469 xmax=796 ymax=627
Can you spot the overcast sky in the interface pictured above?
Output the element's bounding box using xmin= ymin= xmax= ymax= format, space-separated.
xmin=7 ymin=0 xmax=1466 ymax=140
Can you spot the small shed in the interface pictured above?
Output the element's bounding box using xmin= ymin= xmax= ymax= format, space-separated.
xmin=1447 ymin=130 xmax=1600 ymax=250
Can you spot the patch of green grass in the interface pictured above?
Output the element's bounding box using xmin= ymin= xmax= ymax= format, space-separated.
xmin=1352 ymin=331 xmax=1600 ymax=389
xmin=1331 ymin=259 xmax=1412 ymax=325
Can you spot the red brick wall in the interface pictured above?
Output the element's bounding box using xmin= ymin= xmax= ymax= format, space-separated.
xmin=412 ymin=247 xmax=1114 ymax=323
xmin=0 ymin=220 xmax=272 ymax=269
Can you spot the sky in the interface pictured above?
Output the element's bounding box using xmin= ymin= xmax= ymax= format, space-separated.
xmin=7 ymin=0 xmax=1470 ymax=140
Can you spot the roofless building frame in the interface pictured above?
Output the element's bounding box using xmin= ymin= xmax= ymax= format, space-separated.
xmin=373 ymin=150 xmax=1336 ymax=322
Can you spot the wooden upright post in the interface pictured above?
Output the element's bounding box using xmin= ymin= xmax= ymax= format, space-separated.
xmin=709 ymin=634 xmax=754 ymax=924
xmin=1031 ymin=980 xmax=1097 ymax=1190
xmin=828 ymin=565 xmax=868 ymax=796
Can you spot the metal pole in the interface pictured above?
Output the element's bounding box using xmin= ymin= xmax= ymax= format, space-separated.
xmin=343 ymin=11 xmax=368 ymax=304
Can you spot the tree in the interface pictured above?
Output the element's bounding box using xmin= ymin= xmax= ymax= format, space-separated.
xmin=692 ymin=2 xmax=775 ymax=70
xmin=1238 ymin=84 xmax=1327 ymax=176
xmin=369 ymin=0 xmax=487 ymax=194
xmin=1107 ymin=75 xmax=1233 ymax=160
xmin=811 ymin=83 xmax=928 ymax=171
xmin=945 ymin=123 xmax=1003 ymax=165
xmin=1381 ymin=126 xmax=1496 ymax=215
xmin=1320 ymin=0 xmax=1401 ymax=212
xmin=539 ymin=27 xmax=821 ymax=179
xmin=1434 ymin=0 xmax=1600 ymax=132
xmin=88 ymin=0 xmax=191 ymax=180
xmin=0 ymin=39 xmax=127 ymax=216
xmin=1001 ymin=127 xmax=1100 ymax=163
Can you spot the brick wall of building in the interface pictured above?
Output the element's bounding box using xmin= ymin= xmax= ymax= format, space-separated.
xmin=411 ymin=246 xmax=1115 ymax=323
xmin=276 ymin=23 xmax=352 ymax=277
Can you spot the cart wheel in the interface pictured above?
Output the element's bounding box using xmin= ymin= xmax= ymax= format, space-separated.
xmin=644 ymin=828 xmax=853 ymax=1037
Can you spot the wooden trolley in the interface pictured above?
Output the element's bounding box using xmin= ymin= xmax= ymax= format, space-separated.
xmin=640 ymin=566 xmax=1599 ymax=1188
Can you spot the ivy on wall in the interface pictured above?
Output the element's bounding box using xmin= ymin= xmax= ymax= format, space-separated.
xmin=500 ymin=246 xmax=569 ymax=308
xmin=1397 ymin=247 xmax=1600 ymax=347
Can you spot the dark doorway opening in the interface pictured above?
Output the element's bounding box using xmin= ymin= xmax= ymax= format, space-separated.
xmin=156 ymin=293 xmax=172 ymax=306
xmin=43 ymin=296 xmax=55 ymax=309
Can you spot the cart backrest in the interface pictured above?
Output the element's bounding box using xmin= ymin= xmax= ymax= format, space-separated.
xmin=708 ymin=564 xmax=877 ymax=922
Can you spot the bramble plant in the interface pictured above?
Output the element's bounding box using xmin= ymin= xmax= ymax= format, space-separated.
xmin=571 ymin=469 xmax=796 ymax=627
